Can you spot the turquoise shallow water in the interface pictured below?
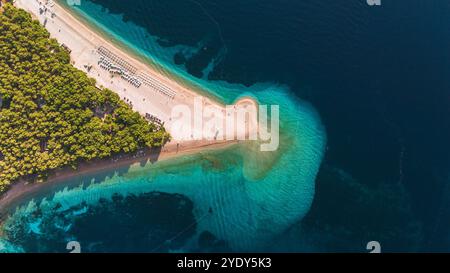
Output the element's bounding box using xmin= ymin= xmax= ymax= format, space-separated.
xmin=0 ymin=1 xmax=326 ymax=252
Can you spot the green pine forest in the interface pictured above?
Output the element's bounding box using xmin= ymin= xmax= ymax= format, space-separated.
xmin=0 ymin=4 xmax=171 ymax=193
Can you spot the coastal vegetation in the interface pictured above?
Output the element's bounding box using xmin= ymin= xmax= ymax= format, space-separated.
xmin=0 ymin=5 xmax=170 ymax=193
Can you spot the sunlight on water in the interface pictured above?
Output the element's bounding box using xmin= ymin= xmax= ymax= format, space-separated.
xmin=0 ymin=1 xmax=326 ymax=252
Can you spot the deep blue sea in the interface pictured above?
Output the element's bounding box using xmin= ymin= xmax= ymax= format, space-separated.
xmin=1 ymin=0 xmax=450 ymax=252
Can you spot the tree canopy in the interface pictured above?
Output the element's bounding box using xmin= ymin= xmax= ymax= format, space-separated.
xmin=0 ymin=5 xmax=170 ymax=192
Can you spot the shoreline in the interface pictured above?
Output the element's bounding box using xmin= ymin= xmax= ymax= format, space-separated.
xmin=15 ymin=0 xmax=258 ymax=141
xmin=0 ymin=139 xmax=238 ymax=216
xmin=0 ymin=2 xmax=259 ymax=212
xmin=55 ymin=0 xmax=228 ymax=104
